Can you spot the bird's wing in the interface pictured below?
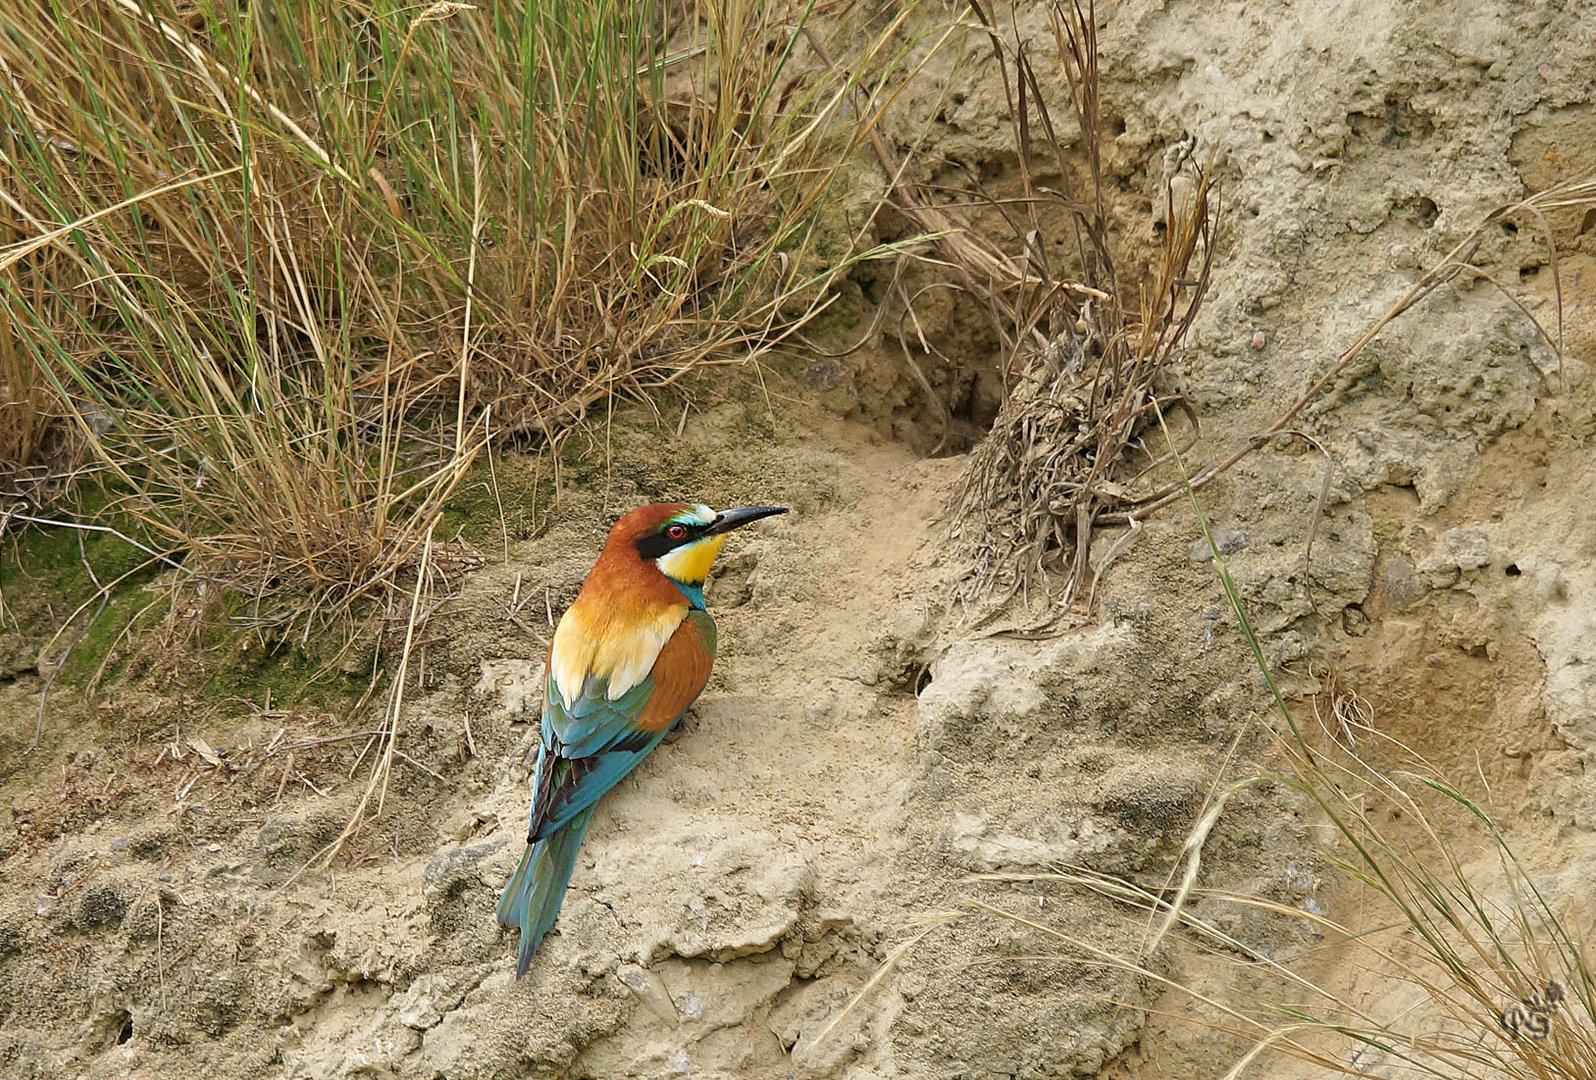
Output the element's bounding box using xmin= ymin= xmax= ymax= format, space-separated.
xmin=529 ymin=611 xmax=716 ymax=841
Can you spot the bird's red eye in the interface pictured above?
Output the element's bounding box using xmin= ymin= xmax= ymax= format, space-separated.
xmin=666 ymin=524 xmax=687 ymax=540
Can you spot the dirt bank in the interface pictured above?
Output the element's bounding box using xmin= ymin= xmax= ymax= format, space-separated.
xmin=4 ymin=0 xmax=1595 ymax=1077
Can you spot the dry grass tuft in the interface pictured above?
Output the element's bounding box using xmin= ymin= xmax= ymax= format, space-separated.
xmin=0 ymin=0 xmax=927 ymax=846
xmin=0 ymin=0 xmax=913 ymax=631
xmin=879 ymin=0 xmax=1219 ymax=613
xmin=922 ymin=5 xmax=1594 ymax=623
xmin=952 ymin=156 xmax=1215 ymax=610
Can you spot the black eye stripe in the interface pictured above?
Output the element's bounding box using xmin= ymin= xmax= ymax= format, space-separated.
xmin=634 ymin=519 xmax=706 ymax=560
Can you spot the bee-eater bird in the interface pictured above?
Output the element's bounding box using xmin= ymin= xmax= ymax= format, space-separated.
xmin=497 ymin=501 xmax=787 ymax=978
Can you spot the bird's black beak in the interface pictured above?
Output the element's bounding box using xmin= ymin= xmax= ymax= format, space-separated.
xmin=705 ymin=505 xmax=787 ymax=536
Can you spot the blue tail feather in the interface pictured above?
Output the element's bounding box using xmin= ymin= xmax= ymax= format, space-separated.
xmin=496 ymin=806 xmax=596 ymax=978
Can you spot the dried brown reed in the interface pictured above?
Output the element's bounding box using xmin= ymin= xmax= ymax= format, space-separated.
xmin=869 ymin=0 xmax=1219 ymax=614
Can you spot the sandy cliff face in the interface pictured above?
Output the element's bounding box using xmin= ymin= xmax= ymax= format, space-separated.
xmin=3 ymin=1 xmax=1594 ymax=1077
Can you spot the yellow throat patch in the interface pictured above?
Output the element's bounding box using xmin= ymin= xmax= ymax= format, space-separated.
xmin=656 ymin=533 xmax=727 ymax=585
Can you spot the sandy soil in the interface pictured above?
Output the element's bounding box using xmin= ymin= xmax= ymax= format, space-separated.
xmin=4 ymin=0 xmax=1596 ymax=1077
